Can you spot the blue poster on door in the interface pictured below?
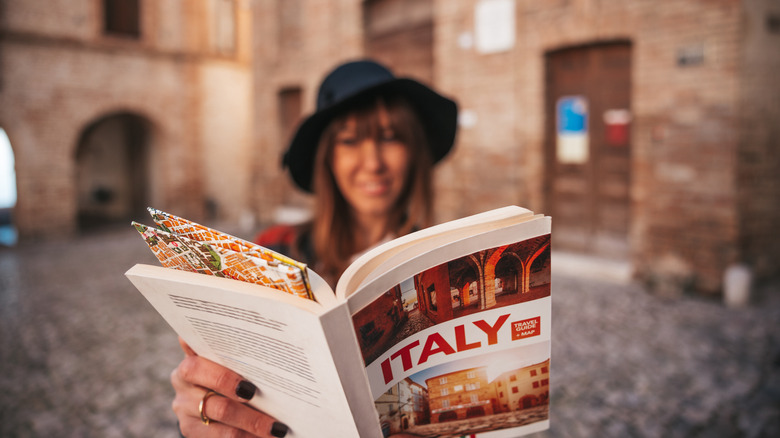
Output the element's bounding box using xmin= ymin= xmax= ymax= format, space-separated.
xmin=556 ymin=96 xmax=588 ymax=164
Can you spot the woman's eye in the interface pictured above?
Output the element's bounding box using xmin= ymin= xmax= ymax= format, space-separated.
xmin=336 ymin=136 xmax=358 ymax=146
xmin=381 ymin=132 xmax=398 ymax=142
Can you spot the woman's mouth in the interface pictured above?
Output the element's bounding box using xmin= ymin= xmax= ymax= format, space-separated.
xmin=358 ymin=180 xmax=391 ymax=196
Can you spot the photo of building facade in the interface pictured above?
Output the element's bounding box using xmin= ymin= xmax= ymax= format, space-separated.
xmin=416 ymin=234 xmax=551 ymax=323
xmin=376 ymin=377 xmax=430 ymax=435
xmin=376 ymin=352 xmax=550 ymax=436
xmin=495 ymin=358 xmax=550 ymax=411
xmin=426 ymin=366 xmax=497 ymax=423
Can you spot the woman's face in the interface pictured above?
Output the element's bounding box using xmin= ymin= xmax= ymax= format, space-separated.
xmin=330 ymin=105 xmax=411 ymax=221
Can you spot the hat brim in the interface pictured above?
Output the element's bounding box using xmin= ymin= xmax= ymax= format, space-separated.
xmin=283 ymin=78 xmax=458 ymax=193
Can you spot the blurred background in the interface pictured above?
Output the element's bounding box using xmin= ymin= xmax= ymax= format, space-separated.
xmin=0 ymin=0 xmax=778 ymax=437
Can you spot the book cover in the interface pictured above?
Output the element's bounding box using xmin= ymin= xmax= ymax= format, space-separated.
xmin=352 ymin=234 xmax=551 ymax=437
xmin=126 ymin=206 xmax=551 ymax=438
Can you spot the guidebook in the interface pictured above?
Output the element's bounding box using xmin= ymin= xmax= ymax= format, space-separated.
xmin=125 ymin=206 xmax=552 ymax=438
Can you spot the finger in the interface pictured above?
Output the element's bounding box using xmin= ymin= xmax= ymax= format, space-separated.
xmin=171 ymin=356 xmax=290 ymax=437
xmin=198 ymin=392 xmax=285 ymax=437
xmin=174 ymin=385 xmax=288 ymax=438
xmin=176 ymin=355 xmax=258 ymax=402
xmin=178 ymin=412 xmax=262 ymax=438
xmin=178 ymin=336 xmax=197 ymax=356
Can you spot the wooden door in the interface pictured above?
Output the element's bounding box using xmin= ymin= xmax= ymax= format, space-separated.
xmin=544 ymin=42 xmax=632 ymax=257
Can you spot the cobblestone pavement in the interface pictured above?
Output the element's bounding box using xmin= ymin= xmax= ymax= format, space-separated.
xmin=1 ymin=227 xmax=778 ymax=437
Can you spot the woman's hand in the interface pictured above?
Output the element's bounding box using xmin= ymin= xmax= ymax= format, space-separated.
xmin=171 ymin=337 xmax=289 ymax=438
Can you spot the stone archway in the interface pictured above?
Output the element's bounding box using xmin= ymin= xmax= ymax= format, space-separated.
xmin=0 ymin=127 xmax=17 ymax=246
xmin=494 ymin=253 xmax=521 ymax=297
xmin=438 ymin=410 xmax=458 ymax=423
xmin=465 ymin=406 xmax=486 ymax=418
xmin=448 ymin=255 xmax=481 ymax=318
xmin=75 ymin=112 xmax=150 ymax=230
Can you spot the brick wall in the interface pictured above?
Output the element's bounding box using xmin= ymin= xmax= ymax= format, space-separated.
xmin=441 ymin=0 xmax=776 ymax=294
xmin=440 ymin=0 xmax=750 ymax=293
xmin=249 ymin=0 xmax=778 ymax=294
xmin=249 ymin=0 xmax=364 ymax=224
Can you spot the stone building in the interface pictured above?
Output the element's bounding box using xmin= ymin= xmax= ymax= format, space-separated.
xmin=0 ymin=0 xmax=254 ymax=236
xmin=352 ymin=283 xmax=407 ymax=366
xmin=426 ymin=366 xmax=498 ymax=423
xmin=495 ymin=358 xmax=551 ymax=411
xmin=251 ymin=0 xmax=780 ymax=295
xmin=375 ymin=377 xmax=429 ymax=435
xmin=3 ymin=0 xmax=778 ymax=295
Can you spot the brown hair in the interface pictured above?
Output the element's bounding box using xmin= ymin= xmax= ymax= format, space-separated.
xmin=310 ymin=95 xmax=434 ymax=281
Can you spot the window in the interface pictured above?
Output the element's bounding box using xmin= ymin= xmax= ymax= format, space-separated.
xmin=470 ymin=394 xmax=479 ymax=403
xmin=439 ymin=377 xmax=447 ymax=384
xmin=467 ymin=371 xmax=476 ymax=379
xmin=213 ymin=0 xmax=236 ymax=54
xmin=509 ymin=375 xmax=517 ymax=382
xmin=532 ymin=381 xmax=539 ymax=389
xmin=278 ymin=87 xmax=303 ymax=144
xmin=278 ymin=0 xmax=303 ymax=48
xmin=530 ymin=369 xmax=537 ymax=377
xmin=358 ymin=321 xmax=382 ymax=345
xmin=499 ymin=391 xmax=504 ymax=398
xmin=541 ymin=378 xmax=549 ymax=386
xmin=442 ymin=399 xmax=450 ymax=408
xmin=103 ymin=0 xmax=140 ymax=38
xmin=542 ymin=366 xmax=549 ymax=374
xmin=440 ymin=388 xmax=449 ymax=396
xmin=511 ymin=387 xmax=519 ymax=394
xmin=453 ymin=385 xmax=463 ymax=392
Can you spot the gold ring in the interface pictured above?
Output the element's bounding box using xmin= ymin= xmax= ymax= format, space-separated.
xmin=199 ymin=390 xmax=218 ymax=425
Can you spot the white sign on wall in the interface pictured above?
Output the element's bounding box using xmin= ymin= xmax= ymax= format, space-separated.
xmin=475 ymin=0 xmax=516 ymax=54
xmin=556 ymin=96 xmax=589 ymax=164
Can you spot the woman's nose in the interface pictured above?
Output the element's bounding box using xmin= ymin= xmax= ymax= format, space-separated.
xmin=359 ymin=139 xmax=384 ymax=170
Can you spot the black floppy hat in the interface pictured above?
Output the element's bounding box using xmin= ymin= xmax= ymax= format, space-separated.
xmin=282 ymin=59 xmax=458 ymax=192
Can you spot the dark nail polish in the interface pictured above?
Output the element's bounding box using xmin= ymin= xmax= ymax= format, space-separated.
xmin=271 ymin=421 xmax=289 ymax=437
xmin=235 ymin=380 xmax=256 ymax=400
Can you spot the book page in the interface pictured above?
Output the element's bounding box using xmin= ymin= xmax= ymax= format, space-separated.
xmin=125 ymin=264 xmax=376 ymax=438
xmin=345 ymin=217 xmax=552 ymax=437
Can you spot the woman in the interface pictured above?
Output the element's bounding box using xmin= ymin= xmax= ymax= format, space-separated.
xmin=171 ymin=59 xmax=458 ymax=438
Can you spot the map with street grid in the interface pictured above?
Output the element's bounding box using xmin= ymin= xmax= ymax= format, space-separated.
xmin=132 ymin=209 xmax=312 ymax=300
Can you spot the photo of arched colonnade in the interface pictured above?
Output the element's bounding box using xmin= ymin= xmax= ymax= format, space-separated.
xmin=353 ymin=234 xmax=551 ymax=367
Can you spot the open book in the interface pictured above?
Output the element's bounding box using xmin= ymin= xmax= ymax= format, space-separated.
xmin=125 ymin=206 xmax=552 ymax=438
